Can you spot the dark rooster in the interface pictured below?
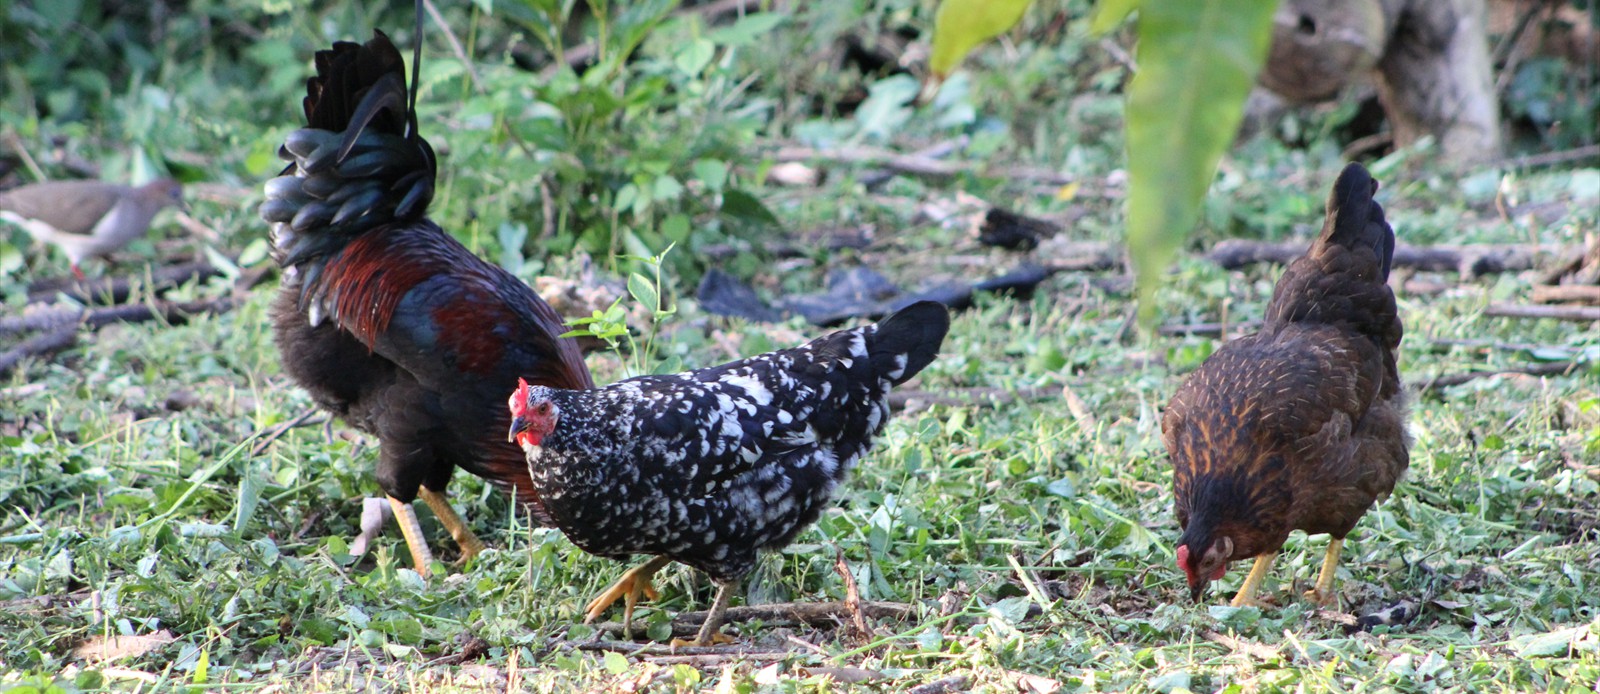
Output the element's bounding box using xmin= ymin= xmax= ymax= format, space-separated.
xmin=259 ymin=32 xmax=593 ymax=576
xmin=508 ymin=301 xmax=950 ymax=645
xmin=1165 ymin=163 xmax=1408 ymax=607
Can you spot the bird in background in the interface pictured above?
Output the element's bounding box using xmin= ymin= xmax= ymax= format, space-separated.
xmin=260 ymin=30 xmax=592 ymax=576
xmin=0 ymin=178 xmax=185 ymax=280
xmin=510 ymin=300 xmax=950 ymax=646
xmin=1166 ymin=162 xmax=1408 ymax=608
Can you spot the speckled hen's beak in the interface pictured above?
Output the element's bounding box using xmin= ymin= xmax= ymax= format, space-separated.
xmin=507 ymin=416 xmax=526 ymax=443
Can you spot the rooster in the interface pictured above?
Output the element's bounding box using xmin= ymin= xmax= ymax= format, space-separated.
xmin=259 ymin=32 xmax=593 ymax=576
xmin=1165 ymin=162 xmax=1408 ymax=607
xmin=509 ymin=301 xmax=950 ymax=645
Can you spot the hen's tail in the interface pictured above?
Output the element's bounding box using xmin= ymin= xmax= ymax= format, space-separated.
xmin=1320 ymin=162 xmax=1394 ymax=281
xmin=1263 ymin=163 xmax=1399 ymax=337
xmin=868 ymin=301 xmax=951 ymax=385
xmin=260 ymin=31 xmax=435 ymax=270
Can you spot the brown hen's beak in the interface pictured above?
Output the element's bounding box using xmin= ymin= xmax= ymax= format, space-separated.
xmin=1189 ymin=582 xmax=1207 ymax=604
xmin=507 ymin=416 xmax=526 ymax=443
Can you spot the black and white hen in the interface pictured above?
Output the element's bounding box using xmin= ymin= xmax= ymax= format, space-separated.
xmin=508 ymin=300 xmax=950 ymax=644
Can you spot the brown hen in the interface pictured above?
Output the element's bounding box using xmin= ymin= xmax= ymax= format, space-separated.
xmin=1165 ymin=162 xmax=1408 ymax=607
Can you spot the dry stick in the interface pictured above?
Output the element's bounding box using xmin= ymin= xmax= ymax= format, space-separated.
xmin=591 ymin=600 xmax=912 ymax=639
xmin=1414 ymin=362 xmax=1580 ymax=392
xmin=832 ymin=550 xmax=874 ymax=639
xmin=0 ymin=326 xmax=76 ymax=376
xmin=908 ymin=675 xmax=974 ymax=694
xmin=1531 ymin=285 xmax=1600 ymax=304
xmin=565 ymin=639 xmax=792 ymax=658
xmin=0 ymin=299 xmax=236 ymax=376
xmin=1500 ymin=144 xmax=1600 ymax=169
xmin=1205 ymin=240 xmax=1583 ymax=275
xmin=1485 ymin=303 xmax=1600 ymax=321
xmin=26 ymin=261 xmax=224 ymax=305
xmin=249 ymin=406 xmax=325 ymax=458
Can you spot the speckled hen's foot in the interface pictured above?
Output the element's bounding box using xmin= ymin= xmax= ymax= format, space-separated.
xmin=584 ymin=556 xmax=672 ymax=638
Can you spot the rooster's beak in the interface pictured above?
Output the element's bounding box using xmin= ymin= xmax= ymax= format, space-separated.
xmin=507 ymin=416 xmax=526 ymax=443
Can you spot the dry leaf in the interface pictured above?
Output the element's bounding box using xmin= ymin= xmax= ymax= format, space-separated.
xmin=73 ymin=630 xmax=176 ymax=662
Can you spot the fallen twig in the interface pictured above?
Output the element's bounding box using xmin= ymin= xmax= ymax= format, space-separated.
xmin=564 ymin=639 xmax=792 ymax=658
xmin=26 ymin=261 xmax=224 ymax=305
xmin=249 ymin=406 xmax=325 ymax=457
xmin=1485 ymin=303 xmax=1600 ymax=321
xmin=592 ymin=600 xmax=913 ymax=640
xmin=833 ymin=550 xmax=874 ymax=640
xmin=908 ymin=675 xmax=973 ymax=694
xmin=0 ymin=298 xmax=237 ymax=376
xmin=1530 ymin=285 xmax=1600 ymax=305
xmin=0 ymin=325 xmax=76 ymax=376
xmin=1206 ymin=240 xmax=1583 ymax=276
xmin=1413 ymin=362 xmax=1581 ymax=391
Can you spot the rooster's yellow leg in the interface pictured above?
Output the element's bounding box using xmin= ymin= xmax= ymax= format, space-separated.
xmin=670 ymin=580 xmax=738 ymax=647
xmin=1230 ymin=552 xmax=1278 ymax=607
xmin=387 ymin=496 xmax=436 ymax=578
xmin=417 ymin=487 xmax=487 ymax=560
xmin=1304 ymin=538 xmax=1344 ymax=606
xmin=585 ymin=556 xmax=672 ymax=637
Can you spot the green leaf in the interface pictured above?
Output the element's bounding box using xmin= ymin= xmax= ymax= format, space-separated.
xmin=707 ymin=13 xmax=786 ymax=46
xmin=1121 ymin=0 xmax=1277 ymax=327
xmin=232 ymin=471 xmax=263 ymax=534
xmin=1089 ymin=0 xmax=1140 ymax=35
xmin=929 ymin=0 xmax=1034 ymax=77
xmin=675 ymin=38 xmax=716 ymax=76
xmin=602 ymin=650 xmax=630 ymax=675
xmin=628 ymin=272 xmax=660 ymax=313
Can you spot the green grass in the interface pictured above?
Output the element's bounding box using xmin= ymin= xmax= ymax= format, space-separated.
xmin=4 ymin=1 xmax=1600 ymax=691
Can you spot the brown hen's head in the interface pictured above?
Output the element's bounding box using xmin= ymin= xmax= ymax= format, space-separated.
xmin=1176 ymin=535 xmax=1231 ymax=603
xmin=508 ymin=378 xmax=560 ymax=448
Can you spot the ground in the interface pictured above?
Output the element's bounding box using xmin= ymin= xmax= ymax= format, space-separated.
xmin=2 ymin=1 xmax=1598 ymax=692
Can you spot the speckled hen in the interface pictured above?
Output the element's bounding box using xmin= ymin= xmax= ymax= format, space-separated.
xmin=1166 ymin=162 xmax=1409 ymax=607
xmin=509 ymin=301 xmax=950 ymax=645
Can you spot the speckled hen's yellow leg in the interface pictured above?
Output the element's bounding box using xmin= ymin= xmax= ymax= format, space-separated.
xmin=417 ymin=487 xmax=486 ymax=561
xmin=1230 ymin=552 xmax=1278 ymax=607
xmin=1304 ymin=538 xmax=1344 ymax=606
xmin=586 ymin=556 xmax=672 ymax=638
xmin=388 ymin=496 xmax=436 ymax=578
xmin=670 ymin=581 xmax=738 ymax=647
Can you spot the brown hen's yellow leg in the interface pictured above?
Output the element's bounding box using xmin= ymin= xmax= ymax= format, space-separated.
xmin=1230 ymin=552 xmax=1278 ymax=607
xmin=417 ymin=487 xmax=486 ymax=560
xmin=1305 ymin=538 xmax=1344 ymax=606
xmin=585 ymin=556 xmax=672 ymax=637
xmin=387 ymin=496 xmax=435 ymax=578
xmin=670 ymin=580 xmax=737 ymax=647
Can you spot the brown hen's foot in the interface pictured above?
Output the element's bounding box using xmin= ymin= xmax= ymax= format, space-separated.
xmin=674 ymin=580 xmax=738 ymax=647
xmin=1230 ymin=552 xmax=1278 ymax=608
xmin=585 ymin=556 xmax=672 ymax=638
xmin=387 ymin=496 xmax=436 ymax=578
xmin=417 ymin=487 xmax=486 ymax=561
xmin=1304 ymin=538 xmax=1344 ymax=606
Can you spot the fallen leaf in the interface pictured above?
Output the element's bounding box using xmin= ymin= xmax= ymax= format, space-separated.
xmin=73 ymin=630 xmax=176 ymax=662
xmin=800 ymin=666 xmax=886 ymax=683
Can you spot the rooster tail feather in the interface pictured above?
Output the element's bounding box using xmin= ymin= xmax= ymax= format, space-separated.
xmin=1320 ymin=162 xmax=1395 ymax=281
xmin=263 ymin=30 xmax=436 ymax=275
xmin=868 ymin=301 xmax=951 ymax=385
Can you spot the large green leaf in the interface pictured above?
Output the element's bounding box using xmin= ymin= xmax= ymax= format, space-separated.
xmin=929 ymin=0 xmax=1034 ymax=78
xmin=1108 ymin=0 xmax=1277 ymax=327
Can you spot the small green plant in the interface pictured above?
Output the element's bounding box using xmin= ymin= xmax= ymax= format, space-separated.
xmin=562 ymin=243 xmax=680 ymax=377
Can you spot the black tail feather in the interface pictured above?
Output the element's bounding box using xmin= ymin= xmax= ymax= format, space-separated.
xmin=869 ymin=300 xmax=951 ymax=385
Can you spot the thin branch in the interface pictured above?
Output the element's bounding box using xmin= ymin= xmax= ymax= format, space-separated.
xmin=27 ymin=261 xmax=225 ymax=305
xmin=249 ymin=406 xmax=326 ymax=457
xmin=590 ymin=600 xmax=913 ymax=640
xmin=1485 ymin=303 xmax=1600 ymax=321
xmin=0 ymin=326 xmax=76 ymax=376
xmin=1206 ymin=240 xmax=1583 ymax=276
xmin=1413 ymin=362 xmax=1581 ymax=391
xmin=1499 ymin=144 xmax=1600 ymax=169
